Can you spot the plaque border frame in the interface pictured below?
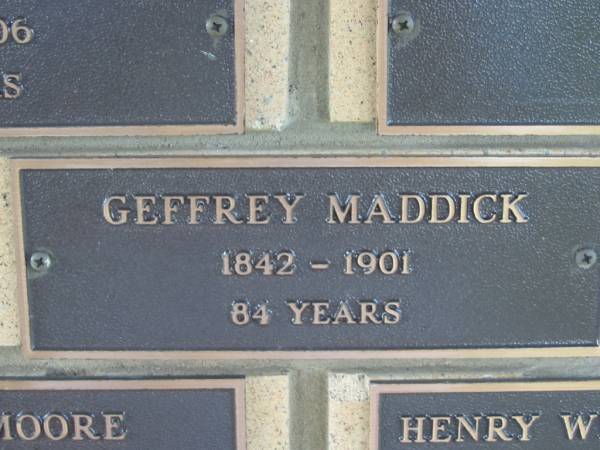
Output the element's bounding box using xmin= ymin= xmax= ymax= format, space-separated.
xmin=11 ymin=156 xmax=600 ymax=360
xmin=0 ymin=0 xmax=245 ymax=137
xmin=0 ymin=378 xmax=246 ymax=450
xmin=376 ymin=0 xmax=600 ymax=136
xmin=369 ymin=380 xmax=600 ymax=450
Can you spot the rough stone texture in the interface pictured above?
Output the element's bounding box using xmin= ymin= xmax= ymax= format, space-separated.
xmin=247 ymin=375 xmax=290 ymax=450
xmin=328 ymin=373 xmax=370 ymax=450
xmin=329 ymin=0 xmax=377 ymax=122
xmin=245 ymin=0 xmax=290 ymax=130
xmin=0 ymin=158 xmax=18 ymax=346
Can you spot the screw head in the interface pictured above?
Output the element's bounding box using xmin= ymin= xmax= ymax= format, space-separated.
xmin=206 ymin=15 xmax=229 ymax=37
xmin=30 ymin=251 xmax=52 ymax=273
xmin=576 ymin=248 xmax=597 ymax=270
xmin=391 ymin=13 xmax=415 ymax=35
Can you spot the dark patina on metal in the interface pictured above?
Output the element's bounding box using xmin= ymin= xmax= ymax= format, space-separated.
xmin=0 ymin=0 xmax=243 ymax=135
xmin=0 ymin=379 xmax=245 ymax=448
xmin=371 ymin=381 xmax=600 ymax=449
xmin=12 ymin=158 xmax=600 ymax=359
xmin=379 ymin=0 xmax=600 ymax=133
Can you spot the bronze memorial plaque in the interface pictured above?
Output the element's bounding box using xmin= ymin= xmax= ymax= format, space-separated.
xmin=378 ymin=0 xmax=600 ymax=135
xmin=0 ymin=0 xmax=244 ymax=136
xmin=371 ymin=381 xmax=600 ymax=449
xmin=11 ymin=157 xmax=600 ymax=359
xmin=0 ymin=379 xmax=245 ymax=448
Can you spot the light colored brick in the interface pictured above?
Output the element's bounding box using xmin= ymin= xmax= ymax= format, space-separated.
xmin=328 ymin=373 xmax=370 ymax=450
xmin=329 ymin=0 xmax=377 ymax=122
xmin=246 ymin=375 xmax=290 ymax=450
xmin=245 ymin=0 xmax=290 ymax=130
xmin=0 ymin=158 xmax=18 ymax=346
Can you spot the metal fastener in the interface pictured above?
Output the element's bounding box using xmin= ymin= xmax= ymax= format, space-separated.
xmin=391 ymin=13 xmax=415 ymax=35
xmin=206 ymin=15 xmax=229 ymax=37
xmin=576 ymin=248 xmax=597 ymax=270
xmin=30 ymin=251 xmax=52 ymax=273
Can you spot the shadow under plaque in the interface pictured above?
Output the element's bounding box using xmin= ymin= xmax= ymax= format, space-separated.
xmin=378 ymin=0 xmax=600 ymax=135
xmin=0 ymin=0 xmax=244 ymax=136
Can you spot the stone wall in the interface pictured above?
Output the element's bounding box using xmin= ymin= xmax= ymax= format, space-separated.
xmin=0 ymin=0 xmax=598 ymax=448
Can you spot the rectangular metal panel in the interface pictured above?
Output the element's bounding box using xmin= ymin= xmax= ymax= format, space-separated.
xmin=0 ymin=0 xmax=244 ymax=136
xmin=378 ymin=0 xmax=600 ymax=135
xmin=0 ymin=379 xmax=245 ymax=448
xmin=371 ymin=381 xmax=600 ymax=449
xmin=12 ymin=157 xmax=600 ymax=359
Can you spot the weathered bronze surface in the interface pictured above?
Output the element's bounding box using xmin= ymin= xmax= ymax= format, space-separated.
xmin=371 ymin=381 xmax=600 ymax=449
xmin=0 ymin=0 xmax=244 ymax=136
xmin=0 ymin=379 xmax=245 ymax=448
xmin=378 ymin=0 xmax=600 ymax=135
xmin=12 ymin=157 xmax=600 ymax=359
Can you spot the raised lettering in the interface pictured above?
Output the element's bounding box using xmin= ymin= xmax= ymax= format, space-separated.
xmin=400 ymin=195 xmax=425 ymax=224
xmin=500 ymin=194 xmax=528 ymax=224
xmin=485 ymin=416 xmax=511 ymax=442
xmin=103 ymin=413 xmax=127 ymax=441
xmin=430 ymin=195 xmax=456 ymax=224
xmin=72 ymin=414 xmax=100 ymax=441
xmin=327 ymin=195 xmax=361 ymax=224
xmin=561 ymin=414 xmax=598 ymax=440
xmin=513 ymin=415 xmax=539 ymax=442
xmin=473 ymin=194 xmax=497 ymax=224
xmin=103 ymin=196 xmax=129 ymax=225
xmin=134 ymin=196 xmax=158 ymax=225
xmin=247 ymin=195 xmax=270 ymax=225
xmin=15 ymin=414 xmax=41 ymax=441
xmin=274 ymin=194 xmax=304 ymax=224
xmin=400 ymin=416 xmax=426 ymax=444
xmin=214 ymin=196 xmax=243 ymax=225
xmin=43 ymin=414 xmax=69 ymax=441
